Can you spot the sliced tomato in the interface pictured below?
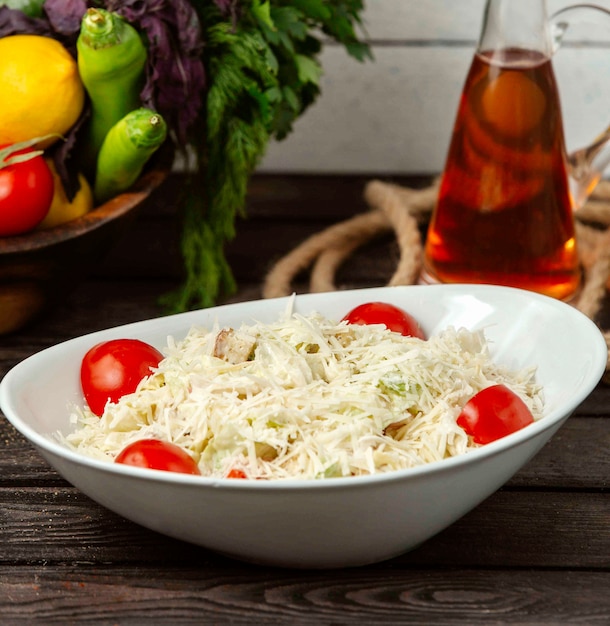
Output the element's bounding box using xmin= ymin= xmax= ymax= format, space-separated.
xmin=115 ymin=439 xmax=201 ymax=475
xmin=342 ymin=301 xmax=425 ymax=339
xmin=81 ymin=338 xmax=163 ymax=416
xmin=457 ymin=384 xmax=534 ymax=444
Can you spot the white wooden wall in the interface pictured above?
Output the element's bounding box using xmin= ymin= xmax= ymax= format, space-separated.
xmin=258 ymin=0 xmax=610 ymax=175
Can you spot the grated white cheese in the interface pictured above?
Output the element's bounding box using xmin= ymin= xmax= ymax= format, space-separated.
xmin=62 ymin=309 xmax=544 ymax=480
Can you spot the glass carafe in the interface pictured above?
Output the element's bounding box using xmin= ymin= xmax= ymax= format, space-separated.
xmin=422 ymin=0 xmax=610 ymax=300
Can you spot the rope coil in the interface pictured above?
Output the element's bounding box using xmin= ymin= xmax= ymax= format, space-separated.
xmin=263 ymin=179 xmax=610 ymax=372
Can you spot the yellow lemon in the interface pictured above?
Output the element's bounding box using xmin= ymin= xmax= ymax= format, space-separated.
xmin=0 ymin=35 xmax=85 ymax=148
xmin=38 ymin=160 xmax=94 ymax=229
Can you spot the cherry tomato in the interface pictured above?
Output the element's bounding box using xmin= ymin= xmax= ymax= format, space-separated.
xmin=115 ymin=439 xmax=201 ymax=475
xmin=456 ymin=384 xmax=534 ymax=444
xmin=0 ymin=142 xmax=54 ymax=236
xmin=226 ymin=468 xmax=248 ymax=479
xmin=81 ymin=338 xmax=163 ymax=416
xmin=342 ymin=301 xmax=425 ymax=339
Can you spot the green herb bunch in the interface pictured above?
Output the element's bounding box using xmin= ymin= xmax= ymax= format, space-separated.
xmin=170 ymin=0 xmax=370 ymax=311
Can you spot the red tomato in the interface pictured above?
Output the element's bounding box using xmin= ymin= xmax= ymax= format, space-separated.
xmin=457 ymin=384 xmax=534 ymax=444
xmin=226 ymin=469 xmax=248 ymax=479
xmin=115 ymin=439 xmax=201 ymax=475
xmin=81 ymin=338 xmax=163 ymax=416
xmin=0 ymin=142 xmax=54 ymax=236
xmin=342 ymin=301 xmax=425 ymax=339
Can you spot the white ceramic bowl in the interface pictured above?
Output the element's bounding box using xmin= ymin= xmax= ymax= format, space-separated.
xmin=1 ymin=285 xmax=606 ymax=568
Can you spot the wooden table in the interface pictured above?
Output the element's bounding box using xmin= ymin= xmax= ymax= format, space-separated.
xmin=1 ymin=174 xmax=609 ymax=623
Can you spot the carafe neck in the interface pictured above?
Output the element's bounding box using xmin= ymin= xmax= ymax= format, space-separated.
xmin=478 ymin=0 xmax=553 ymax=58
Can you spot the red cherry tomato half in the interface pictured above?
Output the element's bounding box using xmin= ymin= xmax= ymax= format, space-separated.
xmin=115 ymin=439 xmax=201 ymax=475
xmin=342 ymin=301 xmax=425 ymax=339
xmin=81 ymin=338 xmax=163 ymax=416
xmin=226 ymin=468 xmax=248 ymax=479
xmin=456 ymin=384 xmax=534 ymax=444
xmin=0 ymin=143 xmax=54 ymax=236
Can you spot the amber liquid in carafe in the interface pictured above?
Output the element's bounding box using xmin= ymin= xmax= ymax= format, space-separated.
xmin=423 ymin=48 xmax=581 ymax=300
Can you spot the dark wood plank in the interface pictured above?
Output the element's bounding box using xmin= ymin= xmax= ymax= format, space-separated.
xmin=0 ymin=281 xmax=269 ymax=376
xmin=0 ymin=566 xmax=608 ymax=624
xmin=0 ymin=280 xmax=173 ymax=348
xmin=92 ymin=172 xmax=424 ymax=283
xmin=0 ymin=487 xmax=608 ymax=569
xmin=139 ymin=173 xmax=432 ymax=220
xmin=506 ymin=416 xmax=610 ymax=488
xmin=244 ymin=173 xmax=420 ymax=219
xmin=93 ymin=213 xmax=400 ymax=284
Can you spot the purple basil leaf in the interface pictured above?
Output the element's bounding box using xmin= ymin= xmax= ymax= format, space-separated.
xmin=43 ymin=0 xmax=87 ymax=36
xmin=48 ymin=106 xmax=91 ymax=202
xmin=0 ymin=6 xmax=52 ymax=37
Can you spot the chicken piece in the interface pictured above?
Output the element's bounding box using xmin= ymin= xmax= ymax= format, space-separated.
xmin=213 ymin=328 xmax=256 ymax=364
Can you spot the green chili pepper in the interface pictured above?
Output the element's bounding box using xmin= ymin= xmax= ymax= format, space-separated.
xmin=77 ymin=8 xmax=147 ymax=174
xmin=94 ymin=108 xmax=167 ymax=204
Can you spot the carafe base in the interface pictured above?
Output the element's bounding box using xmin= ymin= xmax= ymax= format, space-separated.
xmin=417 ymin=265 xmax=581 ymax=304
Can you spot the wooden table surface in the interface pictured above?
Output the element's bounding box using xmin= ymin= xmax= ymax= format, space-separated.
xmin=1 ymin=173 xmax=609 ymax=624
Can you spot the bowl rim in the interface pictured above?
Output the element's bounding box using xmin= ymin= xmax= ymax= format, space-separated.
xmin=1 ymin=284 xmax=607 ymax=491
xmin=0 ymin=169 xmax=167 ymax=254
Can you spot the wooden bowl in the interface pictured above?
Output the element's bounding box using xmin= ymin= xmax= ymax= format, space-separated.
xmin=0 ymin=169 xmax=168 ymax=335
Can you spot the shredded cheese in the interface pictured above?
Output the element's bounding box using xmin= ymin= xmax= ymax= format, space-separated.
xmin=63 ymin=307 xmax=544 ymax=480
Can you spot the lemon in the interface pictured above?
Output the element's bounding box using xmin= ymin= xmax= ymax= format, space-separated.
xmin=37 ymin=160 xmax=94 ymax=229
xmin=0 ymin=35 xmax=85 ymax=148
